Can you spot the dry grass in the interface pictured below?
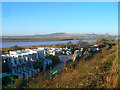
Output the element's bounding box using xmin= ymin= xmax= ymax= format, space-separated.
xmin=27 ymin=45 xmax=119 ymax=88
xmin=7 ymin=45 xmax=119 ymax=88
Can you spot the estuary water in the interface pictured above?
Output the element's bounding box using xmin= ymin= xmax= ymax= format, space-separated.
xmin=2 ymin=39 xmax=96 ymax=48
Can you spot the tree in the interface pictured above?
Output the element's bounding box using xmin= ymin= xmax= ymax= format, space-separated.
xmin=77 ymin=40 xmax=83 ymax=45
xmin=55 ymin=43 xmax=66 ymax=48
xmin=11 ymin=45 xmax=24 ymax=51
xmin=96 ymin=38 xmax=108 ymax=45
xmin=66 ymin=41 xmax=73 ymax=45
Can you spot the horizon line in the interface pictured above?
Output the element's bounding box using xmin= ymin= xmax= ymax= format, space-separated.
xmin=2 ymin=33 xmax=118 ymax=37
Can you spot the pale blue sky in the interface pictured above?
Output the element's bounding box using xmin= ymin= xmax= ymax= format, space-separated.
xmin=2 ymin=2 xmax=118 ymax=36
xmin=2 ymin=0 xmax=119 ymax=2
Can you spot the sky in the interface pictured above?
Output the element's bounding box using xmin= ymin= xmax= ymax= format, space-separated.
xmin=2 ymin=0 xmax=119 ymax=2
xmin=2 ymin=2 xmax=118 ymax=36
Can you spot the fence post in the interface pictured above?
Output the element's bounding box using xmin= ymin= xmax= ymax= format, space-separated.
xmin=64 ymin=60 xmax=66 ymax=68
xmin=50 ymin=67 xmax=52 ymax=79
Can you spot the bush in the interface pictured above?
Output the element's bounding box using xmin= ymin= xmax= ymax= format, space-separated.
xmin=55 ymin=43 xmax=66 ymax=48
xmin=10 ymin=45 xmax=24 ymax=51
xmin=100 ymin=54 xmax=115 ymax=71
xmin=66 ymin=41 xmax=73 ymax=45
xmin=96 ymin=38 xmax=109 ymax=45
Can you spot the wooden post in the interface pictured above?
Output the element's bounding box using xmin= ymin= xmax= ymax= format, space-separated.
xmin=50 ymin=67 xmax=52 ymax=79
xmin=64 ymin=60 xmax=66 ymax=68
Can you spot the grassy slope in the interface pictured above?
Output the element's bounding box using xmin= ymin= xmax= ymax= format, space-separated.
xmin=28 ymin=45 xmax=119 ymax=88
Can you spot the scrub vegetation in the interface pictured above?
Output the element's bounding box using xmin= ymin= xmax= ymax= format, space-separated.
xmin=28 ymin=44 xmax=119 ymax=88
xmin=6 ymin=43 xmax=119 ymax=88
xmin=2 ymin=39 xmax=119 ymax=88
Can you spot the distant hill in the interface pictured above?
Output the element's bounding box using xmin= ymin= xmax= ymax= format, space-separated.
xmin=2 ymin=33 xmax=118 ymax=39
xmin=35 ymin=33 xmax=66 ymax=37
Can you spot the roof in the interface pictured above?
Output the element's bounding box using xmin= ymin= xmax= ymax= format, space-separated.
xmin=2 ymin=48 xmax=45 ymax=58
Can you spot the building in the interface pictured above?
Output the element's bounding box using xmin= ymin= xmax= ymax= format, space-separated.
xmin=1 ymin=48 xmax=52 ymax=78
xmin=105 ymin=33 xmax=110 ymax=39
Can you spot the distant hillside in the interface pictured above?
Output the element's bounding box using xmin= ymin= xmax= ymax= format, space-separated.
xmin=35 ymin=33 xmax=66 ymax=37
xmin=2 ymin=33 xmax=118 ymax=42
xmin=3 ymin=33 xmax=117 ymax=39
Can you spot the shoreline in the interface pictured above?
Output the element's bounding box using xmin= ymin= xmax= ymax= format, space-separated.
xmin=2 ymin=38 xmax=96 ymax=42
xmin=1 ymin=39 xmax=96 ymax=49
